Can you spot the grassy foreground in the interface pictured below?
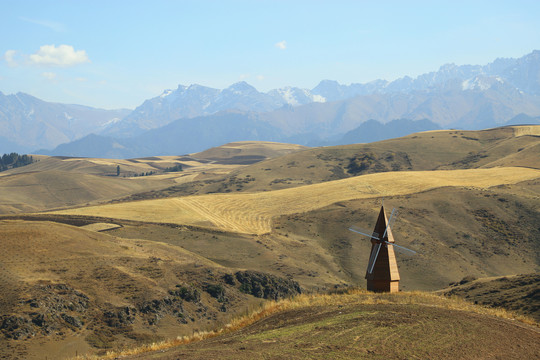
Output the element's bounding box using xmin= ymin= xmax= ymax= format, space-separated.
xmin=74 ymin=289 xmax=538 ymax=359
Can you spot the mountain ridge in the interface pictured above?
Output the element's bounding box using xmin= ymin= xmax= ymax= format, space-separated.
xmin=3 ymin=50 xmax=540 ymax=156
xmin=99 ymin=50 xmax=540 ymax=138
xmin=38 ymin=117 xmax=443 ymax=158
xmin=0 ymin=91 xmax=130 ymax=153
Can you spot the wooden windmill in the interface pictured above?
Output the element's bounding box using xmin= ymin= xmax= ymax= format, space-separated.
xmin=349 ymin=206 xmax=416 ymax=293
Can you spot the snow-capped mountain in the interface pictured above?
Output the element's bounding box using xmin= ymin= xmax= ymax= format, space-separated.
xmin=268 ymin=86 xmax=325 ymax=106
xmin=461 ymin=75 xmax=505 ymax=91
xmin=3 ymin=50 xmax=540 ymax=156
xmin=100 ymin=50 xmax=540 ymax=138
xmin=312 ymin=50 xmax=540 ymax=100
xmin=104 ymin=82 xmax=326 ymax=137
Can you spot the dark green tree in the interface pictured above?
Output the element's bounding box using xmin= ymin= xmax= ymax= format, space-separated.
xmin=0 ymin=153 xmax=34 ymax=172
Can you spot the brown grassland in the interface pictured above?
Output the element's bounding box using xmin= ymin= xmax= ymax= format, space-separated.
xmin=51 ymin=167 xmax=540 ymax=234
xmin=78 ymin=290 xmax=540 ymax=360
xmin=0 ymin=127 xmax=539 ymax=359
xmin=439 ymin=273 xmax=540 ymax=321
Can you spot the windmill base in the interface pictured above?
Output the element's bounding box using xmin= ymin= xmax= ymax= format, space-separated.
xmin=367 ymin=280 xmax=399 ymax=293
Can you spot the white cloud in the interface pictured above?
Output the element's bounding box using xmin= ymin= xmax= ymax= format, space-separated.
xmin=256 ymin=75 xmax=265 ymax=81
xmin=4 ymin=50 xmax=18 ymax=67
xmin=75 ymin=77 xmax=88 ymax=82
xmin=239 ymin=74 xmax=250 ymax=80
xmin=42 ymin=72 xmax=57 ymax=80
xmin=275 ymin=40 xmax=287 ymax=50
xmin=29 ymin=44 xmax=90 ymax=67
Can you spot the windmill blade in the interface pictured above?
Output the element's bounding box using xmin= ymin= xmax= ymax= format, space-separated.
xmin=383 ymin=241 xmax=417 ymax=255
xmin=367 ymin=243 xmax=382 ymax=274
xmin=382 ymin=208 xmax=398 ymax=239
xmin=349 ymin=225 xmax=379 ymax=240
xmin=366 ymin=243 xmax=377 ymax=274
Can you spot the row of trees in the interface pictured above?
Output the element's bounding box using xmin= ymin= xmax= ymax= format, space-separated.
xmin=0 ymin=153 xmax=34 ymax=172
xmin=164 ymin=164 xmax=183 ymax=172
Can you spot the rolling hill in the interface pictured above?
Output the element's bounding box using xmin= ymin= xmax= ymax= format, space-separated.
xmin=0 ymin=220 xmax=300 ymax=360
xmin=0 ymin=125 xmax=538 ymax=359
xmin=102 ymin=291 xmax=540 ymax=360
xmin=108 ymin=125 xmax=540 ymax=197
xmin=0 ymin=170 xmax=177 ymax=214
xmin=440 ymin=273 xmax=540 ymax=321
xmin=0 ymin=142 xmax=305 ymax=214
xmin=27 ymin=126 xmax=540 ymax=293
xmin=50 ymin=167 xmax=540 ymax=235
xmin=46 ymin=166 xmax=540 ymax=293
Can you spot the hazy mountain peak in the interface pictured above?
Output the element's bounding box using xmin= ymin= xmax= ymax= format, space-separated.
xmin=525 ymin=49 xmax=540 ymax=60
xmin=187 ymin=83 xmax=208 ymax=90
xmin=225 ymin=81 xmax=258 ymax=94
xmin=439 ymin=63 xmax=458 ymax=72
xmin=317 ymin=79 xmax=340 ymax=86
xmin=313 ymin=79 xmax=342 ymax=92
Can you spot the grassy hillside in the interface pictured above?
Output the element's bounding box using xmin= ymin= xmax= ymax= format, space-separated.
xmin=86 ymin=179 xmax=538 ymax=293
xmin=151 ymin=126 xmax=540 ymax=196
xmin=41 ymin=168 xmax=540 ymax=294
xmin=1 ymin=126 xmax=539 ymax=359
xmin=273 ymin=183 xmax=540 ymax=289
xmin=191 ymin=141 xmax=307 ymax=163
xmin=0 ymin=220 xmax=300 ymax=359
xmin=440 ymin=273 xmax=540 ymax=321
xmin=0 ymin=142 xmax=305 ymax=214
xmin=15 ymin=126 xmax=540 ymax=292
xmin=52 ymin=167 xmax=540 ymax=235
xmin=0 ymin=170 xmax=177 ymax=213
xmin=84 ymin=290 xmax=540 ymax=360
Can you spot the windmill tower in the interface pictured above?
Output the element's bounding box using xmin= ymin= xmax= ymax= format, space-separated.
xmin=349 ymin=205 xmax=416 ymax=293
xmin=366 ymin=206 xmax=400 ymax=292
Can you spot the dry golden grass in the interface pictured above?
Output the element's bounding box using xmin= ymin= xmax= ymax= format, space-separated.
xmin=511 ymin=125 xmax=540 ymax=137
xmin=192 ymin=141 xmax=307 ymax=160
xmin=0 ymin=142 xmax=308 ymax=214
xmin=72 ymin=289 xmax=537 ymax=360
xmin=53 ymin=167 xmax=540 ymax=234
xmin=0 ymin=170 xmax=180 ymax=214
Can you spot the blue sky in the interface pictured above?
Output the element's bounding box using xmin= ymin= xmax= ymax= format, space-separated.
xmin=1 ymin=0 xmax=539 ymax=109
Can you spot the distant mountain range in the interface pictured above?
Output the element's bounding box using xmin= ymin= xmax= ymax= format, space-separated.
xmin=38 ymin=114 xmax=444 ymax=158
xmin=103 ymin=50 xmax=540 ymax=139
xmin=104 ymin=82 xmax=327 ymax=138
xmin=2 ymin=50 xmax=540 ymax=157
xmin=0 ymin=92 xmax=129 ymax=153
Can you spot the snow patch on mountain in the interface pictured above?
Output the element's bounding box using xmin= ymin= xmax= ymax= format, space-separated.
xmin=100 ymin=117 xmax=122 ymax=128
xmin=160 ymin=89 xmax=173 ymax=98
xmin=269 ymin=87 xmax=326 ymax=106
xmin=462 ymin=75 xmax=504 ymax=91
